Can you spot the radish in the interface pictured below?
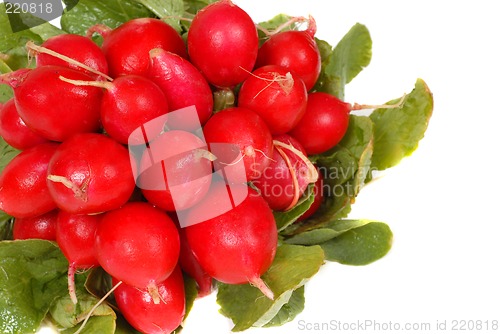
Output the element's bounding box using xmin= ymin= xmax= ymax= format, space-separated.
xmin=253 ymin=134 xmax=317 ymax=211
xmin=256 ymin=16 xmax=321 ymax=91
xmin=289 ymin=92 xmax=350 ymax=155
xmin=202 ymin=107 xmax=273 ymax=182
xmin=12 ymin=209 xmax=58 ymax=241
xmin=0 ymin=66 xmax=102 ymax=142
xmin=237 ymin=65 xmax=308 ymax=134
xmin=46 ymin=133 xmax=135 ymax=214
xmin=112 ymin=266 xmax=185 ymax=334
xmin=138 ymin=129 xmax=213 ymax=212
xmin=0 ymin=98 xmax=49 ymax=150
xmin=32 ymin=34 xmax=108 ymax=78
xmin=187 ymin=0 xmax=259 ymax=88
xmin=88 ymin=18 xmax=187 ymax=78
xmin=297 ymin=165 xmax=324 ymax=221
xmin=95 ymin=202 xmax=180 ymax=304
xmin=0 ymin=142 xmax=58 ymax=218
xmin=289 ymin=92 xmax=407 ymax=155
xmin=148 ymin=48 xmax=213 ymax=130
xmin=59 ymin=75 xmax=169 ymax=145
xmin=173 ymin=216 xmax=213 ymax=298
xmin=179 ymin=231 xmax=214 ymax=298
xmin=185 ymin=181 xmax=277 ymax=299
xmin=56 ymin=211 xmax=101 ymax=304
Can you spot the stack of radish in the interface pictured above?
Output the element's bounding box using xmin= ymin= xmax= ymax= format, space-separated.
xmin=0 ymin=1 xmax=355 ymax=333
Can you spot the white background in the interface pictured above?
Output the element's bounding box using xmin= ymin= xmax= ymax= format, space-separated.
xmin=30 ymin=0 xmax=500 ymax=333
xmin=184 ymin=1 xmax=500 ymax=333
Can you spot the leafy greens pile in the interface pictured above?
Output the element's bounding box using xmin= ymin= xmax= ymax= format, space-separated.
xmin=0 ymin=0 xmax=433 ymax=333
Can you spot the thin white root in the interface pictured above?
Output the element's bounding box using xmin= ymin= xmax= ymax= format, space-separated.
xmin=68 ymin=263 xmax=78 ymax=305
xmin=239 ymin=67 xmax=295 ymax=96
xmin=147 ymin=283 xmax=161 ymax=305
xmin=256 ymin=16 xmax=308 ymax=37
xmin=25 ymin=41 xmax=113 ymax=81
xmin=47 ymin=175 xmax=88 ymax=202
xmin=58 ymin=76 xmax=113 ymax=90
xmin=218 ymin=146 xmax=274 ymax=167
xmin=273 ymin=140 xmax=318 ymax=184
xmin=73 ymin=281 xmax=123 ymax=334
xmin=250 ymin=277 xmax=274 ymax=300
xmin=351 ymin=93 xmax=407 ymax=111
xmin=193 ymin=148 xmax=218 ymax=162
xmin=254 ymin=148 xmax=276 ymax=163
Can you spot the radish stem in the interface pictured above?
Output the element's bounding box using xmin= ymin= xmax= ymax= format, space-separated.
xmin=25 ymin=41 xmax=113 ymax=81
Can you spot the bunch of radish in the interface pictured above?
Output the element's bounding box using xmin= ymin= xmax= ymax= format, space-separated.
xmin=0 ymin=1 xmax=367 ymax=333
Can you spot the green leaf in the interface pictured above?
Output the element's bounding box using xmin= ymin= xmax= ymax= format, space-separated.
xmin=83 ymin=267 xmax=113 ymax=302
xmin=0 ymin=240 xmax=68 ymax=334
xmin=0 ymin=211 xmax=14 ymax=241
xmin=217 ymin=244 xmax=324 ymax=332
xmin=320 ymin=222 xmax=393 ymax=265
xmin=370 ymin=78 xmax=433 ymax=171
xmin=287 ymin=116 xmax=373 ymax=235
xmin=315 ymin=38 xmax=333 ymax=62
xmin=61 ymin=0 xmax=154 ymax=37
xmin=313 ymin=115 xmax=374 ymax=192
xmin=314 ymin=23 xmax=372 ymax=99
xmin=1 ymin=136 xmax=20 ymax=174
xmin=61 ymin=315 xmax=116 ymax=334
xmin=0 ymin=57 xmax=13 ymax=73
xmin=183 ymin=0 xmax=217 ymax=14
xmin=182 ymin=274 xmax=198 ymax=319
xmin=50 ymin=273 xmax=115 ymax=329
xmin=284 ymin=219 xmax=373 ymax=246
xmin=1 ymin=4 xmax=42 ymax=49
xmin=274 ymin=184 xmax=315 ymax=232
xmin=0 ymin=84 xmax=13 ymax=103
xmin=0 ymin=3 xmax=64 ymax=70
xmin=262 ymin=286 xmax=305 ymax=328
xmin=133 ymin=0 xmax=184 ymax=32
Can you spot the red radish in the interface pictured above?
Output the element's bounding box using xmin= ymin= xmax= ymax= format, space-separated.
xmin=187 ymin=0 xmax=259 ymax=88
xmin=0 ymin=98 xmax=49 ymax=150
xmin=185 ymin=181 xmax=277 ymax=299
xmin=253 ymin=134 xmax=317 ymax=211
xmin=290 ymin=92 xmax=407 ymax=155
xmin=298 ymin=165 xmax=324 ymax=221
xmin=237 ymin=65 xmax=308 ymax=134
xmin=256 ymin=16 xmax=321 ymax=91
xmin=95 ymin=202 xmax=180 ymax=303
xmin=138 ymin=130 xmax=213 ymax=212
xmin=88 ymin=18 xmax=187 ymax=78
xmin=56 ymin=211 xmax=102 ymax=304
xmin=148 ymin=48 xmax=213 ymax=130
xmin=112 ymin=266 xmax=185 ymax=334
xmin=289 ymin=92 xmax=351 ymax=155
xmin=0 ymin=66 xmax=102 ymax=142
xmin=0 ymin=142 xmax=58 ymax=218
xmin=12 ymin=209 xmax=58 ymax=241
xmin=60 ymin=75 xmax=169 ymax=145
xmin=32 ymin=34 xmax=108 ymax=78
xmin=203 ymin=107 xmax=273 ymax=182
xmin=46 ymin=133 xmax=135 ymax=214
xmin=176 ymin=221 xmax=213 ymax=298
